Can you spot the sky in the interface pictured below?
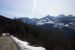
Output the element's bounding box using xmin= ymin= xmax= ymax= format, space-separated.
xmin=0 ymin=0 xmax=75 ymax=18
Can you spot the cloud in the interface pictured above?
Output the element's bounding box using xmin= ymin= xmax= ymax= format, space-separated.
xmin=0 ymin=0 xmax=75 ymax=18
xmin=0 ymin=0 xmax=33 ymax=18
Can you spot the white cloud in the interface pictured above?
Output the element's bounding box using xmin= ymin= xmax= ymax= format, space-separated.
xmin=0 ymin=0 xmax=75 ymax=18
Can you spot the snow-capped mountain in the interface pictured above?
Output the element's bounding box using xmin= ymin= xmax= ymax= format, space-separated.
xmin=55 ymin=15 xmax=75 ymax=29
xmin=18 ymin=15 xmax=54 ymax=25
xmin=36 ymin=15 xmax=54 ymax=25
xmin=18 ymin=14 xmax=75 ymax=29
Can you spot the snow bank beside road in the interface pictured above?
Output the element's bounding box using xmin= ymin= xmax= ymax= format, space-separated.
xmin=11 ymin=36 xmax=46 ymax=50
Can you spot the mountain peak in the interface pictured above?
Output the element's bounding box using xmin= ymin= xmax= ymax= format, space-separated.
xmin=46 ymin=15 xmax=50 ymax=17
xmin=58 ymin=14 xmax=66 ymax=17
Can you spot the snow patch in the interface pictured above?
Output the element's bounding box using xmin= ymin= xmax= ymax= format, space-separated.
xmin=11 ymin=36 xmax=46 ymax=50
xmin=2 ymin=33 xmax=6 ymax=36
xmin=2 ymin=33 xmax=10 ymax=36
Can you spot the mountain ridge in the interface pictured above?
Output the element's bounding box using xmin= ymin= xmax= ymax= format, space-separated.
xmin=0 ymin=15 xmax=74 ymax=50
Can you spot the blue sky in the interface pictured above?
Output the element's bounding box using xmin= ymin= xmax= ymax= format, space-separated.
xmin=0 ymin=0 xmax=75 ymax=18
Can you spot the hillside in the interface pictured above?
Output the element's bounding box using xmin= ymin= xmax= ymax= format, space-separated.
xmin=0 ymin=15 xmax=75 ymax=50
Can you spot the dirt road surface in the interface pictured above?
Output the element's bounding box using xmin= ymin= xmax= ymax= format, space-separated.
xmin=0 ymin=36 xmax=21 ymax=50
